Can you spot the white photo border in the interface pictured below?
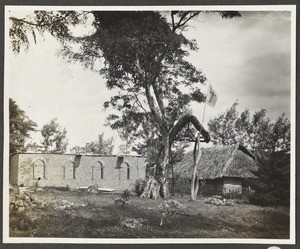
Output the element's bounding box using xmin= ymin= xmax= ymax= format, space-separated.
xmin=3 ymin=4 xmax=297 ymax=245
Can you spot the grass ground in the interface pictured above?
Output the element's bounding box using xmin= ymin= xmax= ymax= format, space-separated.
xmin=9 ymin=187 xmax=290 ymax=238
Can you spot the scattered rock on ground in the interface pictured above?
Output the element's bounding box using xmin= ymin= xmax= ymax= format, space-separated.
xmin=87 ymin=185 xmax=99 ymax=194
xmin=114 ymin=197 xmax=130 ymax=208
xmin=121 ymin=218 xmax=149 ymax=229
xmin=159 ymin=199 xmax=187 ymax=216
xmin=159 ymin=199 xmax=186 ymax=211
xmin=9 ymin=185 xmax=42 ymax=212
xmin=204 ymin=196 xmax=236 ymax=206
xmin=55 ymin=199 xmax=74 ymax=209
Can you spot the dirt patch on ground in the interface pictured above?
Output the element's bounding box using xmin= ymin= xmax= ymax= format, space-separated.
xmin=9 ymin=185 xmax=290 ymax=238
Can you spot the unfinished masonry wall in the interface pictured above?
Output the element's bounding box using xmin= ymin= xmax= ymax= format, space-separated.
xmin=9 ymin=153 xmax=147 ymax=192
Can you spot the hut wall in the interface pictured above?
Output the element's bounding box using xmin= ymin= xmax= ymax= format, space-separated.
xmin=10 ymin=153 xmax=147 ymax=192
xmin=200 ymin=178 xmax=224 ymax=196
xmin=222 ymin=177 xmax=243 ymax=198
xmin=200 ymin=178 xmax=243 ymax=198
xmin=199 ymin=180 xmax=213 ymax=196
xmin=213 ymin=178 xmax=224 ymax=196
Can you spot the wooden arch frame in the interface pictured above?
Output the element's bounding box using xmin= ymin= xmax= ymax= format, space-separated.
xmin=169 ymin=114 xmax=210 ymax=200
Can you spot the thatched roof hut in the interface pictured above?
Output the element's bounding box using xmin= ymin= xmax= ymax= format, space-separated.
xmin=174 ymin=144 xmax=258 ymax=180
xmin=174 ymin=144 xmax=258 ymax=199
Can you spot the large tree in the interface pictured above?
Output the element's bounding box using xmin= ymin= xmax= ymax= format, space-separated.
xmin=9 ymin=98 xmax=37 ymax=154
xmin=71 ymin=133 xmax=114 ymax=155
xmin=9 ymin=10 xmax=241 ymax=197
xmin=40 ymin=119 xmax=68 ymax=153
xmin=64 ymin=11 xmax=242 ymax=197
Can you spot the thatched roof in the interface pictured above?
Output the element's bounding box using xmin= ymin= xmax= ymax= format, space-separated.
xmin=174 ymin=144 xmax=258 ymax=180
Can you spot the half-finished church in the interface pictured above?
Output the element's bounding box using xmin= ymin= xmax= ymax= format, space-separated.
xmin=10 ymin=153 xmax=147 ymax=192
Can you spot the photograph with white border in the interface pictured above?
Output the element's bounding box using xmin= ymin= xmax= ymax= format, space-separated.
xmin=3 ymin=5 xmax=296 ymax=244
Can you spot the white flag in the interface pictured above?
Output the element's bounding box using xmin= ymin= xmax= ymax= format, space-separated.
xmin=206 ymin=84 xmax=217 ymax=107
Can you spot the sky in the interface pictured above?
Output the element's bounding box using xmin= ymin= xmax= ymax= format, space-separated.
xmin=7 ymin=9 xmax=293 ymax=153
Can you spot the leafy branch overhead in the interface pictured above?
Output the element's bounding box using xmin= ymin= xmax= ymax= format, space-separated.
xmin=9 ymin=11 xmax=90 ymax=54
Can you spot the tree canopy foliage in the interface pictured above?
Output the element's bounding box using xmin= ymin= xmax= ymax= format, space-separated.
xmin=9 ymin=98 xmax=37 ymax=154
xmin=71 ymin=133 xmax=114 ymax=155
xmin=40 ymin=118 xmax=68 ymax=153
xmin=65 ymin=11 xmax=208 ymax=140
xmin=9 ymin=11 xmax=90 ymax=54
xmin=208 ymin=101 xmax=291 ymax=206
xmin=207 ymin=101 xmax=290 ymax=156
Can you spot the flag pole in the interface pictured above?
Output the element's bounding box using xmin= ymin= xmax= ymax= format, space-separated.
xmin=202 ymin=101 xmax=207 ymax=124
xmin=202 ymin=82 xmax=210 ymax=124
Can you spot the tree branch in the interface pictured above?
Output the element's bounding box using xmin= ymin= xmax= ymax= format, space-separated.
xmin=123 ymin=83 xmax=160 ymax=129
xmin=152 ymin=77 xmax=166 ymax=117
xmin=171 ymin=11 xmax=201 ymax=33
xmin=144 ymin=82 xmax=163 ymax=127
xmin=9 ymin=17 xmax=44 ymax=27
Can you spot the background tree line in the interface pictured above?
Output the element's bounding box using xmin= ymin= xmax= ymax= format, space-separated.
xmin=10 ymin=98 xmax=68 ymax=154
xmin=10 ymin=98 xmax=114 ymax=155
xmin=208 ymin=101 xmax=291 ymax=206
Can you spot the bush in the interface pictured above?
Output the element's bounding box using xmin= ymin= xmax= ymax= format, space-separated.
xmin=250 ymin=193 xmax=284 ymax=207
xmin=115 ymin=191 xmax=131 ymax=210
xmin=134 ymin=179 xmax=147 ymax=197
xmin=250 ymin=152 xmax=290 ymax=207
xmin=121 ymin=189 xmax=131 ymax=200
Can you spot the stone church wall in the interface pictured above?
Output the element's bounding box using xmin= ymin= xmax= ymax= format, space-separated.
xmin=9 ymin=153 xmax=147 ymax=192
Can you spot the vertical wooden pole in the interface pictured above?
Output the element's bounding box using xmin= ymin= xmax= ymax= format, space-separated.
xmin=202 ymin=101 xmax=207 ymax=124
xmin=191 ymin=133 xmax=202 ymax=201
xmin=194 ymin=176 xmax=200 ymax=198
xmin=169 ymin=143 xmax=175 ymax=198
xmin=248 ymin=186 xmax=251 ymax=199
xmin=191 ymin=139 xmax=197 ymax=200
xmin=202 ymin=82 xmax=210 ymax=124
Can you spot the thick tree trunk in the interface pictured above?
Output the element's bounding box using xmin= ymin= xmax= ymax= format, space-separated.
xmin=140 ymin=135 xmax=171 ymax=199
xmin=140 ymin=176 xmax=161 ymax=199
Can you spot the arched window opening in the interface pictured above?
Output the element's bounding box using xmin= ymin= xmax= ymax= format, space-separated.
xmin=32 ymin=159 xmax=45 ymax=180
xmin=119 ymin=162 xmax=130 ymax=180
xmin=63 ymin=161 xmax=75 ymax=180
xmin=91 ymin=161 xmax=104 ymax=180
